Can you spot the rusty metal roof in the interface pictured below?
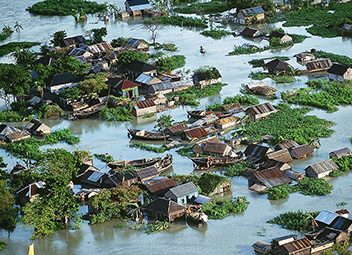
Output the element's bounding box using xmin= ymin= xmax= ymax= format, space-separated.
xmin=275 ymin=140 xmax=300 ymax=150
xmin=165 ymin=123 xmax=188 ymax=135
xmin=281 ymin=238 xmax=311 ymax=253
xmin=203 ymin=142 xmax=230 ymax=155
xmin=267 ymin=149 xmax=293 ymax=163
xmin=253 ymin=167 xmax=291 ymax=188
xmin=245 ymin=102 xmax=277 ymax=117
xmin=306 ymin=58 xmax=332 ymax=71
xmin=183 ymin=127 xmax=208 ymax=140
xmin=144 ymin=177 xmax=177 ymax=194
xmin=143 ymin=197 xmax=185 ymax=215
xmin=290 ymin=144 xmax=314 ymax=159
xmin=135 ymin=99 xmax=156 ymax=109
xmin=305 ymin=160 xmax=339 ymax=175
xmin=134 ymin=166 xmax=159 ymax=180
xmin=329 ymin=147 xmax=352 ymax=158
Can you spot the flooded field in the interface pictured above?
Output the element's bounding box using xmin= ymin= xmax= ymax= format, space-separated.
xmin=0 ymin=0 xmax=352 ymax=254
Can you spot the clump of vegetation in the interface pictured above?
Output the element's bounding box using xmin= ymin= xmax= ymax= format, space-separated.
xmin=315 ymin=51 xmax=352 ymax=66
xmin=0 ymin=42 xmax=39 ymax=57
xmin=224 ymin=161 xmax=250 ymax=177
xmin=154 ymin=55 xmax=186 ymax=73
xmin=154 ymin=43 xmax=178 ymax=52
xmin=249 ymin=72 xmax=296 ymax=84
xmin=146 ymin=220 xmax=171 ymax=234
xmin=244 ymin=104 xmax=334 ymax=145
xmin=176 ymin=146 xmax=195 ymax=157
xmin=197 ymin=173 xmax=230 ymax=196
xmin=99 ymin=106 xmax=133 ymax=122
xmin=0 ymin=25 xmax=13 ymax=41
xmin=194 ymin=66 xmax=222 ymax=80
xmin=0 ymin=241 xmax=6 ymax=251
xmin=117 ymin=50 xmax=149 ymax=66
xmin=201 ymin=29 xmax=230 ymax=39
xmin=37 ymin=104 xmax=64 ymax=119
xmin=333 ymin=155 xmax=352 ymax=173
xmin=27 ymin=0 xmax=106 ymax=16
xmin=282 ymin=79 xmax=352 ymax=112
xmin=111 ymin=37 xmax=129 ymax=48
xmin=174 ymin=0 xmax=231 ymax=14
xmin=170 ymin=174 xmax=200 ymax=186
xmin=0 ymin=110 xmax=24 ymax=122
xmin=249 ymin=56 xmax=290 ymax=68
xmin=229 ymin=44 xmax=268 ymax=56
xmin=145 ymin=16 xmax=207 ymax=28
xmin=94 ymin=153 xmax=114 ymax=163
xmin=267 ymin=210 xmax=319 ymax=232
xmin=267 ymin=185 xmax=292 ymax=200
xmin=130 ymin=143 xmax=169 ymax=153
xmin=297 ymin=178 xmax=333 ymax=196
xmin=207 ymin=94 xmax=258 ymax=111
xmin=202 ymin=197 xmax=249 ymax=219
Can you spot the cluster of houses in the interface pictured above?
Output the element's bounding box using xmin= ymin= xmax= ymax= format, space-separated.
xmin=254 ymin=209 xmax=352 ymax=255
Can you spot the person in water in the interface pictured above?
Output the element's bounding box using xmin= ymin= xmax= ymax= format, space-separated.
xmin=200 ymin=46 xmax=205 ymax=53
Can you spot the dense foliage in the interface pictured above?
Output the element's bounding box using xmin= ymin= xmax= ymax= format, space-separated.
xmin=0 ymin=25 xmax=13 ymax=41
xmin=154 ymin=55 xmax=186 ymax=73
xmin=297 ymin=178 xmax=333 ymax=196
xmin=117 ymin=50 xmax=149 ymax=66
xmin=130 ymin=143 xmax=168 ymax=153
xmin=94 ymin=153 xmax=114 ymax=163
xmin=244 ymin=104 xmax=334 ymax=145
xmin=201 ymin=29 xmax=230 ymax=39
xmin=249 ymin=72 xmax=296 ymax=84
xmin=268 ymin=210 xmax=319 ymax=232
xmin=0 ymin=42 xmax=39 ymax=57
xmin=0 ymin=180 xmax=18 ymax=235
xmin=207 ymin=94 xmax=258 ymax=111
xmin=145 ymin=16 xmax=207 ymax=28
xmin=267 ymin=185 xmax=292 ymax=200
xmin=99 ymin=106 xmax=133 ymax=122
xmin=224 ymin=161 xmax=250 ymax=176
xmin=146 ymin=220 xmax=171 ymax=234
xmin=27 ymin=0 xmax=106 ymax=16
xmin=202 ymin=197 xmax=249 ymax=219
xmin=249 ymin=57 xmax=290 ymax=67
xmin=197 ymin=173 xmax=230 ymax=195
xmin=315 ymin=51 xmax=352 ymax=66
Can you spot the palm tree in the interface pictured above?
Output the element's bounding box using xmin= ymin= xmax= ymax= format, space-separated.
xmin=11 ymin=49 xmax=37 ymax=67
xmin=2 ymin=25 xmax=13 ymax=35
xmin=14 ymin=21 xmax=23 ymax=33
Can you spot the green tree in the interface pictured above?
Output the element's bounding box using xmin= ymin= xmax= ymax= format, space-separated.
xmin=154 ymin=55 xmax=186 ymax=73
xmin=91 ymin=27 xmax=107 ymax=43
xmin=0 ymin=180 xmax=18 ymax=237
xmin=79 ymin=73 xmax=108 ymax=97
xmin=51 ymin=30 xmax=67 ymax=47
xmin=11 ymin=49 xmax=38 ymax=67
xmin=117 ymin=50 xmax=149 ymax=66
xmin=155 ymin=114 xmax=174 ymax=131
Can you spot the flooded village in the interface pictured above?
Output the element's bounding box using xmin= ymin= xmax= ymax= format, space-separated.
xmin=1 ymin=0 xmax=352 ymax=254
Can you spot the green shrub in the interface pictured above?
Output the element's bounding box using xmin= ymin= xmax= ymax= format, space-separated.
xmin=0 ymin=42 xmax=39 ymax=57
xmin=129 ymin=143 xmax=168 ymax=153
xmin=202 ymin=197 xmax=249 ymax=219
xmin=38 ymin=104 xmax=64 ymax=119
xmin=99 ymin=106 xmax=133 ymax=122
xmin=267 ymin=210 xmax=319 ymax=231
xmin=297 ymin=177 xmax=333 ymax=196
xmin=201 ymin=29 xmax=230 ymax=39
xmin=224 ymin=161 xmax=249 ymax=176
xmin=154 ymin=55 xmax=186 ymax=73
xmin=146 ymin=220 xmax=171 ymax=234
xmin=0 ymin=111 xmax=23 ymax=122
xmin=249 ymin=72 xmax=296 ymax=84
xmin=267 ymin=185 xmax=292 ymax=200
xmin=197 ymin=173 xmax=229 ymax=195
xmin=94 ymin=153 xmax=114 ymax=163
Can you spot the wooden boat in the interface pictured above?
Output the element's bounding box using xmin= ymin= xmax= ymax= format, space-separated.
xmin=154 ymin=154 xmax=173 ymax=173
xmin=187 ymin=110 xmax=231 ymax=120
xmin=252 ymin=241 xmax=272 ymax=255
xmin=108 ymin=157 xmax=161 ymax=170
xmin=191 ymin=156 xmax=241 ymax=169
xmin=187 ymin=205 xmax=208 ymax=226
xmin=73 ymin=103 xmax=105 ymax=119
xmin=127 ymin=129 xmax=169 ymax=141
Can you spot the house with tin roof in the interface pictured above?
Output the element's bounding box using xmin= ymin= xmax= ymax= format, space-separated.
xmin=0 ymin=124 xmax=31 ymax=143
xmin=126 ymin=38 xmax=149 ymax=50
xmin=290 ymin=144 xmax=314 ymax=159
xmin=24 ymin=119 xmax=51 ymax=136
xmin=237 ymin=6 xmax=265 ymax=25
xmin=248 ymin=167 xmax=292 ymax=192
xmin=62 ymin=35 xmax=86 ymax=48
xmin=133 ymin=98 xmax=157 ymax=117
xmin=125 ymin=0 xmax=153 ymax=16
xmin=245 ymin=102 xmax=278 ymax=121
xmin=143 ymin=177 xmax=177 ymax=197
xmin=305 ymin=160 xmax=339 ymax=178
xmin=49 ymin=72 xmax=81 ymax=94
xmin=306 ymin=58 xmax=333 ymax=73
xmin=328 ymin=63 xmax=352 ymax=81
xmin=329 ymin=147 xmax=352 ymax=158
xmin=164 ymin=182 xmax=199 ymax=205
xmin=107 ymin=77 xmax=139 ymax=99
xmin=143 ymin=197 xmax=186 ymax=222
xmin=264 ymin=59 xmax=293 ymax=75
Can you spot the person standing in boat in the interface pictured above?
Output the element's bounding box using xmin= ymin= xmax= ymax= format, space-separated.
xmin=200 ymin=46 xmax=205 ymax=54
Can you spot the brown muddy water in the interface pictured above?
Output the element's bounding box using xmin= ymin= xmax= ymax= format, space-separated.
xmin=0 ymin=0 xmax=352 ymax=254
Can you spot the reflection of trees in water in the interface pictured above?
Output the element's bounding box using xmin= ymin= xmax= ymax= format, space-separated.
xmin=90 ymin=222 xmax=116 ymax=242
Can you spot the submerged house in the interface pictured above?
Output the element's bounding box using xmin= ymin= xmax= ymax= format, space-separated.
xmin=125 ymin=0 xmax=153 ymax=16
xmin=126 ymin=38 xmax=149 ymax=50
xmin=0 ymin=124 xmax=30 ymax=143
xmin=329 ymin=147 xmax=352 ymax=158
xmin=135 ymin=73 xmax=162 ymax=88
xmin=48 ymin=72 xmax=81 ymax=94
xmin=16 ymin=181 xmax=46 ymax=205
xmin=245 ymin=102 xmax=278 ymax=121
xmin=289 ymin=144 xmax=314 ymax=159
xmin=272 ymin=238 xmax=311 ymax=255
xmin=87 ymin=42 xmax=113 ymax=56
xmin=108 ymin=77 xmax=139 ymax=99
xmin=24 ymin=119 xmax=51 ymax=136
xmin=215 ymin=116 xmax=240 ymax=130
xmin=134 ymin=166 xmax=159 ymax=182
xmin=306 ymin=58 xmax=332 ymax=73
xmin=240 ymin=27 xmax=262 ymax=38
xmin=133 ymin=98 xmax=157 ymax=117
xmin=244 ymin=144 xmax=274 ymax=164
xmin=237 ymin=6 xmax=265 ymax=25
xmin=327 ymin=63 xmax=352 ymax=81
xmin=147 ymin=80 xmax=193 ymax=95
xmin=164 ymin=123 xmax=188 ymax=136
xmin=315 ymin=210 xmax=339 ymax=227
xmin=69 ymin=47 xmax=93 ymax=59
xmin=62 ymin=35 xmax=86 ymax=48
xmin=183 ymin=127 xmax=209 ymax=141
xmin=305 ymin=160 xmax=339 ymax=178
xmin=263 ymin=59 xmax=292 ymax=75
xmin=202 ymin=142 xmax=233 ymax=157
xmin=164 ymin=182 xmax=199 ymax=205
xmin=294 ymin=52 xmax=316 ymax=63
xmin=248 ymin=167 xmax=291 ymax=192
xmin=275 ymin=140 xmax=300 ymax=151
xmin=192 ymin=68 xmax=222 ymax=88
xmin=125 ymin=60 xmax=157 ymax=81
xmin=266 ymin=149 xmax=293 ymax=163
xmin=269 ymin=31 xmax=293 ymax=44
xmin=143 ymin=197 xmax=186 ymax=222
xmin=143 ymin=177 xmax=177 ymax=197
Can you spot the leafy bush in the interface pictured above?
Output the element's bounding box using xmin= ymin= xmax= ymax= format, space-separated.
xmin=154 ymin=43 xmax=178 ymax=52
xmin=0 ymin=111 xmax=23 ymax=122
xmin=315 ymin=51 xmax=352 ymax=66
xmin=229 ymin=44 xmax=268 ymax=55
xmin=333 ymin=155 xmax=352 ymax=172
xmin=0 ymin=42 xmax=39 ymax=57
xmin=154 ymin=55 xmax=186 ymax=73
xmin=38 ymin=104 xmax=64 ymax=119
xmin=99 ymin=106 xmax=133 ymax=122
xmin=27 ymin=0 xmax=106 ymax=16
xmin=202 ymin=197 xmax=249 ymax=219
xmin=249 ymin=57 xmax=290 ymax=67
xmin=249 ymin=72 xmax=296 ymax=84
xmin=130 ymin=143 xmax=168 ymax=153
xmin=267 ymin=185 xmax=292 ymax=200
xmin=201 ymin=29 xmax=230 ymax=39
xmin=197 ymin=173 xmax=229 ymax=195
xmin=111 ymin=37 xmax=129 ymax=48
xmin=0 ymin=241 xmax=6 ymax=251
xmin=297 ymin=178 xmax=333 ymax=196
xmin=224 ymin=161 xmax=249 ymax=176
xmin=0 ymin=25 xmax=13 ymax=41
xmin=146 ymin=220 xmax=171 ymax=234
xmin=267 ymin=210 xmax=319 ymax=231
xmin=174 ymin=0 xmax=231 ymax=14
xmin=117 ymin=50 xmax=149 ymax=66
xmin=94 ymin=153 xmax=114 ymax=163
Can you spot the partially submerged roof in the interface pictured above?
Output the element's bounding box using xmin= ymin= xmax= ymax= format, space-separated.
xmin=238 ymin=6 xmax=265 ymax=17
xmin=266 ymin=149 xmax=293 ymax=163
xmin=305 ymin=159 xmax=339 ymax=175
xmin=245 ymin=143 xmax=272 ymax=163
xmin=264 ymin=59 xmax=291 ymax=71
xmin=134 ymin=166 xmax=159 ymax=180
xmin=164 ymin=123 xmax=188 ymax=135
xmin=203 ymin=142 xmax=230 ymax=155
xmin=329 ymin=147 xmax=352 ymax=158
xmin=125 ymin=60 xmax=156 ymax=74
xmin=127 ymin=38 xmax=148 ymax=48
xmin=240 ymin=27 xmax=261 ymax=37
xmin=315 ymin=210 xmax=338 ymax=225
xmin=329 ymin=216 xmax=352 ymax=231
xmin=143 ymin=177 xmax=177 ymax=194
xmin=183 ymin=127 xmax=208 ymax=140
xmin=245 ymin=102 xmax=277 ymax=117
xmin=275 ymin=140 xmax=299 ymax=151
xmin=280 ymin=238 xmax=311 ymax=254
xmin=49 ymin=72 xmax=81 ymax=87
xmin=165 ymin=182 xmax=198 ymax=198
xmin=135 ymin=73 xmax=161 ymax=85
xmin=135 ymin=99 xmax=156 ymax=109
xmin=328 ymin=63 xmax=350 ymax=76
xmin=306 ymin=58 xmax=332 ymax=71
xmin=87 ymin=42 xmax=113 ymax=54
xmin=63 ymin=35 xmax=85 ymax=47
xmin=143 ymin=197 xmax=185 ymax=215
xmin=252 ymin=167 xmax=291 ymax=188
xmin=290 ymin=144 xmax=314 ymax=159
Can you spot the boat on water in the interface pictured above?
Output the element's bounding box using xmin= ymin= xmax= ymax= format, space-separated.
xmin=128 ymin=129 xmax=170 ymax=141
xmin=191 ymin=156 xmax=241 ymax=169
xmin=154 ymin=154 xmax=173 ymax=173
xmin=187 ymin=110 xmax=232 ymax=120
xmin=73 ymin=103 xmax=105 ymax=119
xmin=252 ymin=241 xmax=272 ymax=255
xmin=187 ymin=205 xmax=208 ymax=226
xmin=108 ymin=156 xmax=162 ymax=170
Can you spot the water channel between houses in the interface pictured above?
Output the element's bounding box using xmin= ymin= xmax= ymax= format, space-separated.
xmin=0 ymin=0 xmax=352 ymax=254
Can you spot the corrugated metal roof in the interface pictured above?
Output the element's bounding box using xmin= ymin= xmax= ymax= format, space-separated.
xmin=216 ymin=116 xmax=240 ymax=125
xmin=88 ymin=42 xmax=113 ymax=54
xmin=143 ymin=197 xmax=185 ymax=215
xmin=144 ymin=177 xmax=177 ymax=194
xmin=245 ymin=144 xmax=272 ymax=163
xmin=253 ymin=167 xmax=291 ymax=188
xmin=239 ymin=6 xmax=265 ymax=17
xmin=135 ymin=166 xmax=158 ymax=180
xmin=135 ymin=73 xmax=160 ymax=85
xmin=135 ymin=99 xmax=155 ymax=109
xmin=184 ymin=127 xmax=208 ymax=139
xmin=329 ymin=147 xmax=352 ymax=158
xmin=330 ymin=216 xmax=352 ymax=231
xmin=267 ymin=149 xmax=293 ymax=163
xmin=166 ymin=182 xmax=198 ymax=198
xmin=275 ymin=140 xmax=299 ymax=150
xmin=203 ymin=142 xmax=230 ymax=155
xmin=306 ymin=58 xmax=332 ymax=71
xmin=315 ymin=210 xmax=338 ymax=225
xmin=290 ymin=144 xmax=314 ymax=159
xmin=165 ymin=123 xmax=188 ymax=135
xmin=281 ymin=238 xmax=311 ymax=253
xmin=306 ymin=160 xmax=339 ymax=175
xmin=245 ymin=102 xmax=277 ymax=117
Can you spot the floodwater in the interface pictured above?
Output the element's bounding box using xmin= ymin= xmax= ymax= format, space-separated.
xmin=1 ymin=0 xmax=352 ymax=254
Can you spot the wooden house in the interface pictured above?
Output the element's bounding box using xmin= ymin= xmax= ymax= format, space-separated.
xmin=272 ymin=238 xmax=311 ymax=255
xmin=183 ymin=127 xmax=209 ymax=141
xmin=134 ymin=166 xmax=159 ymax=182
xmin=202 ymin=142 xmax=233 ymax=157
xmin=0 ymin=124 xmax=30 ymax=143
xmin=266 ymin=149 xmax=293 ymax=163
xmin=164 ymin=123 xmax=188 ymax=136
xmin=259 ymin=159 xmax=292 ymax=172
xmin=192 ymin=67 xmax=222 ymax=89
xmin=245 ymin=102 xmax=278 ymax=121
xmin=125 ymin=0 xmax=153 ymax=16
xmin=62 ymin=35 xmax=85 ymax=48
xmin=306 ymin=58 xmax=332 ymax=73
xmin=124 ymin=60 xmax=157 ymax=81
xmin=329 ymin=147 xmax=352 ymax=158
xmin=328 ymin=63 xmax=352 ymax=81
xmin=305 ymin=160 xmax=339 ymax=178
xmin=215 ymin=116 xmax=240 ymax=130
xmin=75 ymin=169 xmax=133 ymax=188
xmin=143 ymin=177 xmax=177 ymax=197
xmin=240 ymin=27 xmax=262 ymax=38
xmin=143 ymin=197 xmax=186 ymax=222
xmin=48 ymin=72 xmax=81 ymax=94
xmin=107 ymin=77 xmax=139 ymax=99
xmin=16 ymin=181 xmax=45 ymax=205
xmin=133 ymin=99 xmax=157 ymax=117
xmin=263 ymin=59 xmax=292 ymax=75
xmin=290 ymin=144 xmax=314 ymax=159
xmin=24 ymin=119 xmax=51 ymax=136
xmin=237 ymin=6 xmax=265 ymax=25
xmin=248 ymin=167 xmax=291 ymax=191
xmin=126 ymin=38 xmax=149 ymax=50
xmin=164 ymin=182 xmax=199 ymax=205
xmin=294 ymin=52 xmax=316 ymax=63
xmin=245 ymin=144 xmax=273 ymax=164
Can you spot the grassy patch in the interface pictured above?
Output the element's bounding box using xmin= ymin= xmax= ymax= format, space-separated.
xmin=282 ymin=79 xmax=352 ymax=112
xmin=130 ymin=143 xmax=169 ymax=153
xmin=244 ymin=104 xmax=334 ymax=145
xmin=249 ymin=72 xmax=296 ymax=84
xmin=201 ymin=29 xmax=230 ymax=39
xmin=202 ymin=196 xmax=249 ymax=219
xmin=267 ymin=210 xmax=319 ymax=232
xmin=154 ymin=43 xmax=178 ymax=52
xmin=315 ymin=51 xmax=352 ymax=66
xmin=176 ymin=146 xmax=195 ymax=157
xmin=267 ymin=184 xmax=292 ymax=200
xmin=0 ymin=110 xmax=25 ymax=122
xmin=0 ymin=42 xmax=39 ymax=57
xmin=99 ymin=106 xmax=133 ymax=122
xmin=27 ymin=0 xmax=106 ymax=16
xmin=94 ymin=153 xmax=114 ymax=163
xmin=174 ymin=0 xmax=231 ymax=14
xmin=145 ymin=16 xmax=207 ymax=29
